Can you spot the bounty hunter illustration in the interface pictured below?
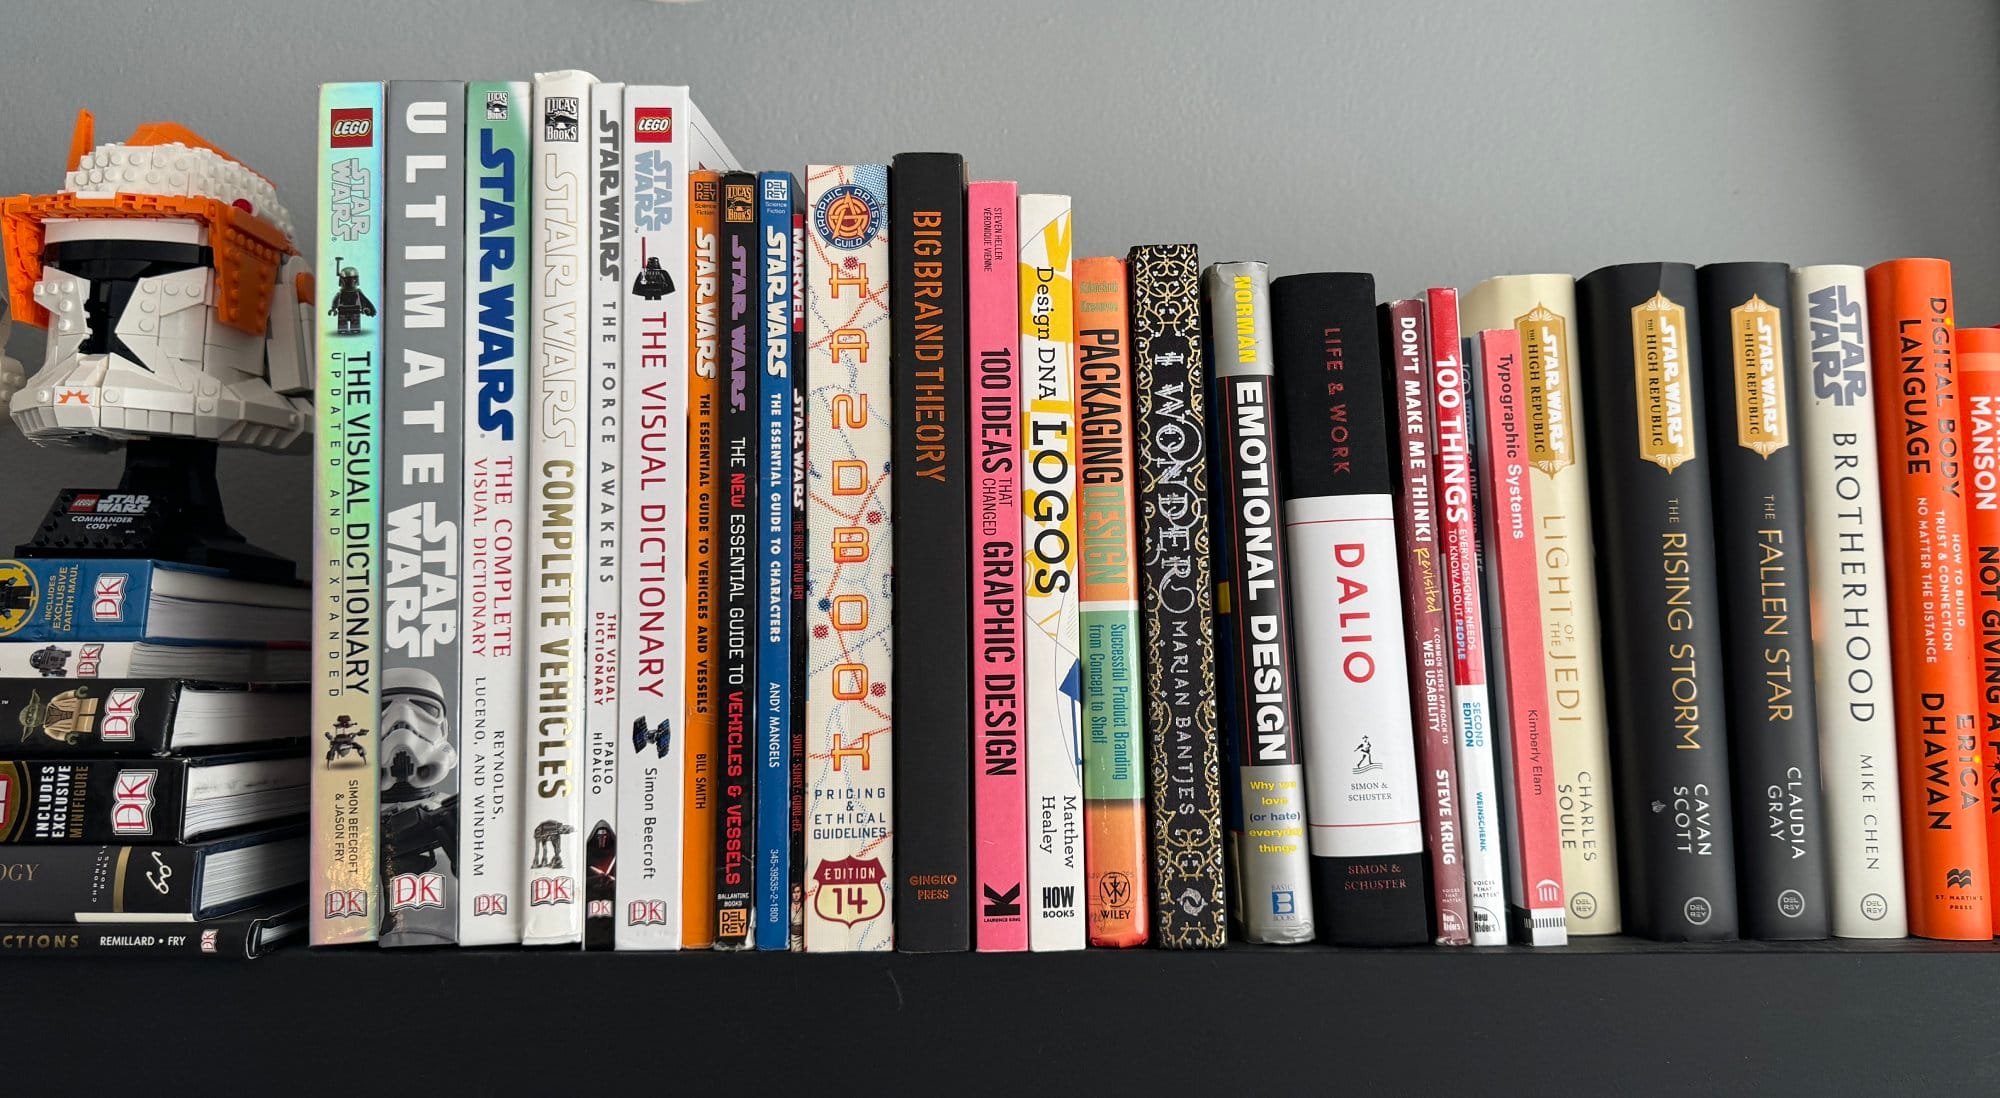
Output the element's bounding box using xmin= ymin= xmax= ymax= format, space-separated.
xmin=379 ymin=667 xmax=459 ymax=904
xmin=326 ymin=259 xmax=375 ymax=335
xmin=0 ymin=110 xmax=313 ymax=580
xmin=326 ymin=715 xmax=368 ymax=766
xmin=532 ymin=820 xmax=574 ymax=869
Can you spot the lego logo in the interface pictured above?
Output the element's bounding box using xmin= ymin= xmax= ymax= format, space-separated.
xmin=69 ymin=495 xmax=99 ymax=514
xmin=330 ymin=108 xmax=374 ymax=148
xmin=633 ymin=108 xmax=672 ymax=142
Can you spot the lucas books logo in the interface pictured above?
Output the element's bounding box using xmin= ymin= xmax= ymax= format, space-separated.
xmin=633 ymin=107 xmax=673 ymax=143
xmin=484 ymin=91 xmax=510 ymax=120
xmin=329 ymin=108 xmax=374 ymax=148
xmin=543 ymin=97 xmax=581 ymax=142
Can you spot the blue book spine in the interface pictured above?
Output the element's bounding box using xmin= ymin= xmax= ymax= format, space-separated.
xmin=0 ymin=559 xmax=182 ymax=642
xmin=755 ymin=172 xmax=800 ymax=950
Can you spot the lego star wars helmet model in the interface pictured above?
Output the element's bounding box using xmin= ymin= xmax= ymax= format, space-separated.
xmin=0 ymin=111 xmax=313 ymax=581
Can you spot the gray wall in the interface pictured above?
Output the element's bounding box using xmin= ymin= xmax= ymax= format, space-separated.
xmin=1 ymin=0 xmax=1994 ymax=568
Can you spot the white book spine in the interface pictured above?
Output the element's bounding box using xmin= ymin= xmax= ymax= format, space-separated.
xmin=582 ymin=80 xmax=624 ymax=946
xmin=1017 ymin=194 xmax=1085 ymax=951
xmin=522 ymin=68 xmax=596 ymax=945
xmin=1789 ymin=264 xmax=1909 ymax=939
xmin=458 ymin=79 xmax=530 ymax=946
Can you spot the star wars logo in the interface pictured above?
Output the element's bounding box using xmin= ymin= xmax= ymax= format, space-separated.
xmin=98 ymin=688 xmax=143 ymax=742
xmin=110 ymin=769 xmax=157 ymax=836
xmin=384 ymin=502 xmax=459 ymax=659
xmin=390 ymin=872 xmax=446 ymax=910
xmin=529 ymin=875 xmax=575 ymax=906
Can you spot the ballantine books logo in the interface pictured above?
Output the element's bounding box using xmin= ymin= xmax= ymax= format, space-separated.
xmin=812 ymin=855 xmax=886 ymax=926
xmin=329 ymin=108 xmax=374 ymax=148
xmin=814 ymin=185 xmax=883 ymax=251
xmin=1730 ymin=294 xmax=1787 ymax=456
xmin=1515 ymin=304 xmax=1573 ymax=475
xmin=1631 ymin=292 xmax=1696 ymax=471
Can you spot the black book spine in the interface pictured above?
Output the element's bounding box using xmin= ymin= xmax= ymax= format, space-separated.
xmin=1128 ymin=244 xmax=1227 ymax=948
xmin=0 ymin=910 xmax=293 ymax=958
xmin=1577 ymin=261 xmax=1740 ymax=941
xmin=0 ymin=679 xmax=183 ymax=754
xmin=0 ymin=843 xmax=203 ymax=920
xmin=889 ymin=152 xmax=971 ymax=952
xmin=787 ymin=206 xmax=809 ymax=949
xmin=713 ymin=171 xmax=761 ymax=949
xmin=1695 ymin=262 xmax=1831 ymax=939
xmin=0 ymin=757 xmax=192 ymax=843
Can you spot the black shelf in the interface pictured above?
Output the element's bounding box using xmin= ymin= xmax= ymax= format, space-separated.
xmin=13 ymin=938 xmax=1997 ymax=1095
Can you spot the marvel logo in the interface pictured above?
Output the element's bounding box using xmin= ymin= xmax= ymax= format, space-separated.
xmin=330 ymin=108 xmax=374 ymax=147
xmin=472 ymin=893 xmax=507 ymax=916
xmin=100 ymin=687 xmax=142 ymax=742
xmin=110 ymin=769 xmax=157 ymax=835
xmin=390 ymin=872 xmax=445 ymax=910
xmin=528 ymin=875 xmax=574 ymax=906
xmin=324 ymin=889 xmax=370 ymax=919
xmin=633 ymin=107 xmax=672 ymax=142
xmin=627 ymin=899 xmax=667 ymax=926
xmin=91 ymin=574 xmax=127 ymax=622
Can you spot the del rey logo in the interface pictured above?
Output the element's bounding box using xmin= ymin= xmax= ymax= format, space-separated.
xmin=329 ymin=108 xmax=374 ymax=148
xmin=633 ymin=107 xmax=673 ymax=143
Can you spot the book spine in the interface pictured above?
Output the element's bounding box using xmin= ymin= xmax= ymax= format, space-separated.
xmin=969 ymin=183 xmax=1027 ymax=951
xmin=1577 ymin=261 xmax=1739 ymax=941
xmin=582 ymin=81 xmax=624 ymax=952
xmin=890 ymin=152 xmax=973 ymax=952
xmin=1866 ymin=257 xmax=1991 ymax=939
xmin=0 ymin=643 xmax=293 ymax=681
xmin=0 ymin=679 xmax=183 ymax=754
xmin=1471 ymin=329 xmax=1568 ymax=946
xmin=0 ymin=917 xmax=278 ymax=958
xmin=788 ymin=207 xmax=809 ymax=950
xmin=615 ymin=85 xmax=692 ymax=950
xmin=521 ymin=69 xmax=594 ymax=945
xmin=1959 ymin=324 xmax=2000 ymax=936
xmin=1788 ymin=265 xmax=1907 ymax=939
xmin=1384 ymin=297 xmax=1471 ymax=944
xmin=1018 ymin=193 xmax=1083 ymax=951
xmin=1271 ymin=271 xmax=1427 ymax=946
xmin=0 ymin=843 xmax=204 ymax=921
xmin=312 ymin=80 xmax=384 ymax=945
xmin=710 ymin=170 xmax=760 ymax=950
xmin=0 ymin=757 xmax=193 ymax=843
xmin=380 ymin=80 xmax=467 ymax=948
xmin=458 ymin=80 xmax=529 ymax=946
xmin=1074 ymin=256 xmax=1147 ymax=947
xmin=1428 ymin=287 xmax=1507 ymax=945
xmin=755 ymin=171 xmax=801 ymax=951
xmin=1461 ymin=274 xmax=1621 ymax=933
xmin=1207 ymin=261 xmax=1314 ymax=945
xmin=1129 ymin=244 xmax=1226 ymax=948
xmin=681 ymin=169 xmax=722 ymax=949
xmin=802 ymin=165 xmax=895 ymax=952
xmin=1695 ymin=262 xmax=1830 ymax=940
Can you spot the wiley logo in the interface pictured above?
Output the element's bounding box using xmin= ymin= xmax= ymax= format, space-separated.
xmin=1946 ymin=867 xmax=1975 ymax=889
xmin=982 ymin=882 xmax=1021 ymax=918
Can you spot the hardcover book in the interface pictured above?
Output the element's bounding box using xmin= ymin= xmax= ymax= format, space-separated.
xmin=312 ymin=79 xmax=384 ymax=946
xmin=380 ymin=80 xmax=467 ymax=947
xmin=0 ymin=901 xmax=306 ymax=959
xmin=889 ymin=152 xmax=972 ymax=952
xmin=1462 ymin=274 xmax=1621 ymax=934
xmin=0 ymin=753 xmax=306 ymax=843
xmin=1577 ymin=261 xmax=1739 ymax=941
xmin=1129 ymin=243 xmax=1226 ymax=949
xmin=0 ymin=558 xmax=306 ymax=644
xmin=1787 ymin=264 xmax=1907 ymax=939
xmin=1018 ymin=193 xmax=1083 ymax=951
xmin=1959 ymin=323 xmax=2000 ymax=936
xmin=802 ymin=165 xmax=895 ymax=952
xmin=1866 ymin=257 xmax=1990 ymax=939
xmin=0 ymin=641 xmax=304 ymax=681
xmin=458 ymin=79 xmax=530 ymax=946
xmin=1469 ymin=328 xmax=1568 ymax=946
xmin=1270 ymin=271 xmax=1427 ymax=946
xmin=1207 ymin=261 xmax=1314 ymax=945
xmin=1427 ymin=287 xmax=1507 ymax=945
xmin=682 ymin=168 xmax=723 ymax=949
xmin=1383 ymin=297 xmax=1471 ymax=944
xmin=0 ymin=679 xmax=305 ymax=755
xmin=1695 ymin=262 xmax=1830 ymax=940
xmin=970 ymin=182 xmax=1027 ymax=952
xmin=0 ymin=829 xmax=306 ymax=923
xmin=755 ymin=170 xmax=802 ymax=952
xmin=1075 ymin=255 xmax=1148 ymax=948
xmin=713 ymin=169 xmax=760 ymax=950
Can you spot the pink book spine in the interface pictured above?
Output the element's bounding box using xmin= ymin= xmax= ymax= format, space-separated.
xmin=1475 ymin=327 xmax=1567 ymax=946
xmin=968 ymin=181 xmax=1027 ymax=951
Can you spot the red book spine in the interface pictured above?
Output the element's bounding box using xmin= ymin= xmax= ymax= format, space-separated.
xmin=1956 ymin=323 xmax=2000 ymax=935
xmin=1384 ymin=298 xmax=1470 ymax=943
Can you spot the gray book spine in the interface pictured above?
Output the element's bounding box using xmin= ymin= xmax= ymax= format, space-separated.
xmin=380 ymin=80 xmax=467 ymax=947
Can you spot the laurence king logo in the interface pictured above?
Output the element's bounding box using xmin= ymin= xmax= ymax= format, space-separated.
xmin=329 ymin=108 xmax=374 ymax=149
xmin=632 ymin=107 xmax=673 ymax=143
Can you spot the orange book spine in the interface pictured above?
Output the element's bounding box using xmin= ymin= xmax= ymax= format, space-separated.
xmin=1074 ymin=256 xmax=1149 ymax=946
xmin=680 ymin=171 xmax=723 ymax=947
xmin=1957 ymin=324 xmax=2000 ymax=934
xmin=1866 ymin=258 xmax=1991 ymax=939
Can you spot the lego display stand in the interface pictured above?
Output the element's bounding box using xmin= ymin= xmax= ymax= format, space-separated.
xmin=16 ymin=436 xmax=298 ymax=585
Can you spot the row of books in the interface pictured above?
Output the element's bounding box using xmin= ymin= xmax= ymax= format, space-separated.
xmin=311 ymin=73 xmax=1999 ymax=952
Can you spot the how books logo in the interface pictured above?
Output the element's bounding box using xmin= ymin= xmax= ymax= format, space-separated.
xmin=110 ymin=769 xmax=156 ymax=835
xmin=324 ymin=889 xmax=370 ymax=919
xmin=1515 ymin=305 xmax=1574 ymax=475
xmin=390 ymin=872 xmax=445 ymax=910
xmin=100 ymin=687 xmax=142 ymax=743
xmin=1631 ymin=292 xmax=1696 ymax=472
xmin=632 ymin=107 xmax=672 ymax=143
xmin=1730 ymin=294 xmax=1788 ymax=456
xmin=92 ymin=574 xmax=128 ymax=622
xmin=329 ymin=108 xmax=374 ymax=148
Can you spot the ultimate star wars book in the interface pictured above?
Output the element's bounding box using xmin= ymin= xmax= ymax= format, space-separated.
xmin=0 ymin=753 xmax=306 ymax=843
xmin=312 ymin=79 xmax=384 ymax=946
xmin=0 ymin=900 xmax=306 ymax=958
xmin=1788 ymin=264 xmax=1907 ymax=939
xmin=0 ymin=828 xmax=305 ymax=923
xmin=1866 ymin=257 xmax=1990 ymax=940
xmin=1958 ymin=324 xmax=2000 ymax=936
xmin=1206 ymin=261 xmax=1313 ymax=946
xmin=1270 ymin=272 xmax=1426 ymax=946
xmin=1129 ymin=243 xmax=1226 ymax=949
xmin=713 ymin=169 xmax=760 ymax=951
xmin=0 ymin=679 xmax=304 ymax=755
xmin=380 ymin=79 xmax=466 ymax=949
xmin=755 ymin=169 xmax=801 ymax=952
xmin=1462 ymin=274 xmax=1621 ymax=935
xmin=889 ymin=152 xmax=972 ymax=953
xmin=458 ymin=79 xmax=531 ymax=947
xmin=1577 ymin=261 xmax=1739 ymax=942
xmin=802 ymin=165 xmax=894 ymax=952
xmin=1695 ymin=262 xmax=1829 ymax=940
xmin=582 ymin=80 xmax=624 ymax=952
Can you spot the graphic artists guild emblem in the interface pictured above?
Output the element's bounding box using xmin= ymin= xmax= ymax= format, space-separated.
xmin=813 ymin=855 xmax=887 ymax=927
xmin=814 ymin=183 xmax=882 ymax=250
